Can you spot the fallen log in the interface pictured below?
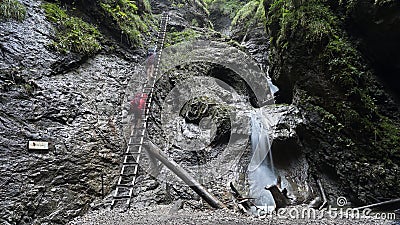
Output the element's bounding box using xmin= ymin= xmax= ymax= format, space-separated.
xmin=145 ymin=141 xmax=226 ymax=209
xmin=230 ymin=182 xmax=251 ymax=212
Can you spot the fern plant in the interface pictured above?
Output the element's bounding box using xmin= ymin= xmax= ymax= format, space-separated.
xmin=0 ymin=0 xmax=26 ymax=21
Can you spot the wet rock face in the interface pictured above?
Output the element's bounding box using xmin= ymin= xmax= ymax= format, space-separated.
xmin=0 ymin=0 xmax=56 ymax=74
xmin=130 ymin=60 xmax=254 ymax=207
xmin=0 ymin=54 xmax=136 ymax=224
xmin=148 ymin=61 xmax=249 ymax=163
xmin=265 ymin=0 xmax=400 ymax=205
xmin=259 ymin=105 xmax=316 ymax=205
xmin=0 ymin=0 xmax=140 ymax=224
xmin=151 ymin=0 xmax=211 ymax=29
xmin=344 ymin=0 xmax=400 ymax=100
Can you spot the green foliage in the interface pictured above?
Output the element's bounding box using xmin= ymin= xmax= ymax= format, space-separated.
xmin=0 ymin=67 xmax=37 ymax=95
xmin=100 ymin=0 xmax=151 ymax=47
xmin=254 ymin=0 xmax=267 ymax=23
xmin=194 ymin=0 xmax=210 ymax=15
xmin=142 ymin=0 xmax=152 ymax=12
xmin=0 ymin=0 xmax=26 ymax=21
xmin=267 ymin=0 xmax=400 ymax=159
xmin=268 ymin=0 xmax=337 ymax=49
xmin=165 ymin=28 xmax=200 ymax=47
xmin=206 ymin=0 xmax=245 ymax=18
xmin=42 ymin=2 xmax=67 ymax=22
xmin=191 ymin=18 xmax=200 ymax=26
xmin=378 ymin=117 xmax=400 ymax=155
xmin=232 ymin=0 xmax=263 ymax=27
xmin=42 ymin=3 xmax=101 ymax=55
xmin=373 ymin=0 xmax=395 ymax=7
xmin=324 ymin=36 xmax=379 ymax=118
xmin=325 ymin=38 xmax=362 ymax=88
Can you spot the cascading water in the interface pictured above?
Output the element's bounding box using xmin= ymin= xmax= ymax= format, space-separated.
xmin=248 ymin=110 xmax=277 ymax=213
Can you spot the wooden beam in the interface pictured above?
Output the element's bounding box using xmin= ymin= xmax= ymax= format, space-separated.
xmin=145 ymin=141 xmax=226 ymax=209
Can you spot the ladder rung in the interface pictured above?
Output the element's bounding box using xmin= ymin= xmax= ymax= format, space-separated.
xmin=120 ymin=173 xmax=137 ymax=177
xmin=116 ymin=183 xmax=135 ymax=188
xmin=124 ymin=152 xmax=141 ymax=156
xmin=121 ymin=164 xmax=138 ymax=175
xmin=126 ymin=147 xmax=141 ymax=154
xmin=113 ymin=195 xmax=131 ymax=199
xmin=124 ymin=153 xmax=141 ymax=158
xmin=118 ymin=176 xmax=136 ymax=185
xmin=123 ymin=155 xmax=140 ymax=164
xmin=126 ymin=148 xmax=141 ymax=154
xmin=123 ymin=162 xmax=138 ymax=165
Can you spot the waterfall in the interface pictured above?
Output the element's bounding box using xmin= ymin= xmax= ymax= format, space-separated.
xmin=248 ymin=110 xmax=277 ymax=213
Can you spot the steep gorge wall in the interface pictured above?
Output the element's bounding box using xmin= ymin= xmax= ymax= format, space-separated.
xmin=265 ymin=0 xmax=400 ymax=205
xmin=0 ymin=0 xmax=215 ymax=223
xmin=0 ymin=0 xmax=147 ymax=224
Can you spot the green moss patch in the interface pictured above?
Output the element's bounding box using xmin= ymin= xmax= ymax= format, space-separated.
xmin=0 ymin=0 xmax=26 ymax=21
xmin=232 ymin=0 xmax=266 ymax=27
xmin=165 ymin=28 xmax=200 ymax=47
xmin=206 ymin=0 xmax=245 ymax=19
xmin=267 ymin=0 xmax=400 ymax=202
xmin=268 ymin=0 xmax=338 ymax=50
xmin=42 ymin=3 xmax=101 ymax=55
xmin=100 ymin=0 xmax=152 ymax=47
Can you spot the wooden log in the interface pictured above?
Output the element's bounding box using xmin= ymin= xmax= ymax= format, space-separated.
xmin=145 ymin=141 xmax=226 ymax=209
xmin=265 ymin=185 xmax=290 ymax=210
xmin=230 ymin=182 xmax=251 ymax=212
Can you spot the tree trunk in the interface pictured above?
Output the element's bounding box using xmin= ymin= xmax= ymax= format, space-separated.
xmin=145 ymin=141 xmax=226 ymax=209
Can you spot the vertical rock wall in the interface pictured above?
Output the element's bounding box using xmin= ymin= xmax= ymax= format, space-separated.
xmin=265 ymin=0 xmax=400 ymax=205
xmin=0 ymin=0 xmax=142 ymax=224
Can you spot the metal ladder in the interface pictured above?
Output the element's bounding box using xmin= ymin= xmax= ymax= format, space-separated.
xmin=111 ymin=12 xmax=169 ymax=209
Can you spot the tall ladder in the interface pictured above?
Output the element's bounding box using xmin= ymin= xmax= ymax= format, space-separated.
xmin=111 ymin=12 xmax=169 ymax=209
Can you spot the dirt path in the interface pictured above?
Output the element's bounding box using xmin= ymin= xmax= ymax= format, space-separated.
xmin=69 ymin=204 xmax=397 ymax=225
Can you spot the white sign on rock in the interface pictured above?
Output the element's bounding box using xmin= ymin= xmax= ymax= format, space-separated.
xmin=28 ymin=141 xmax=49 ymax=150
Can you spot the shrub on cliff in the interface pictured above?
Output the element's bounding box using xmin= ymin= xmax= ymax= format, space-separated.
xmin=266 ymin=0 xmax=400 ymax=204
xmin=42 ymin=3 xmax=102 ymax=55
xmin=100 ymin=0 xmax=153 ymax=47
xmin=0 ymin=0 xmax=26 ymax=21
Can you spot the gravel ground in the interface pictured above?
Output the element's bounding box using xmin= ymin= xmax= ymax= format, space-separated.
xmin=69 ymin=204 xmax=398 ymax=225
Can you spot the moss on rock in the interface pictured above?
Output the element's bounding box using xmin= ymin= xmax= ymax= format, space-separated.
xmin=232 ymin=0 xmax=266 ymax=28
xmin=0 ymin=0 xmax=26 ymax=21
xmin=266 ymin=0 xmax=400 ymax=204
xmin=165 ymin=27 xmax=200 ymax=47
xmin=100 ymin=0 xmax=153 ymax=47
xmin=205 ymin=0 xmax=245 ymax=19
xmin=42 ymin=2 xmax=102 ymax=55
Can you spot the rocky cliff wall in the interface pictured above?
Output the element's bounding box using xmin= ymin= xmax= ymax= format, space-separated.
xmin=0 ymin=0 xmax=144 ymax=224
xmin=265 ymin=0 xmax=400 ymax=205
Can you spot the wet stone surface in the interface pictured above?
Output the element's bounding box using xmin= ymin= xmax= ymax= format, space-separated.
xmin=0 ymin=53 xmax=140 ymax=224
xmin=0 ymin=1 xmax=142 ymax=223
